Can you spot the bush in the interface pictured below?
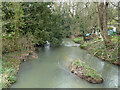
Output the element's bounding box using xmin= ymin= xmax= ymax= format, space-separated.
xmin=2 ymin=38 xmax=15 ymax=53
xmin=50 ymin=37 xmax=62 ymax=47
xmin=2 ymin=33 xmax=36 ymax=53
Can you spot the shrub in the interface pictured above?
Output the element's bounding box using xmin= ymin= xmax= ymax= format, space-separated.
xmin=2 ymin=38 xmax=15 ymax=53
xmin=2 ymin=33 xmax=36 ymax=53
xmin=50 ymin=37 xmax=62 ymax=47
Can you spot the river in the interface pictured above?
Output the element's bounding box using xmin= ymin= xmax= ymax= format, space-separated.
xmin=11 ymin=38 xmax=119 ymax=88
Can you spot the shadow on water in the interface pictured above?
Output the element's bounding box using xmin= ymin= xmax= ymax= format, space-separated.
xmin=11 ymin=38 xmax=119 ymax=88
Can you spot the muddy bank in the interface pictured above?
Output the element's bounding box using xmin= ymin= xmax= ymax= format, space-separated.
xmin=69 ymin=60 xmax=103 ymax=84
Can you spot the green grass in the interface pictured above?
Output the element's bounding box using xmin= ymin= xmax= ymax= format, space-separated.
xmin=1 ymin=50 xmax=31 ymax=88
xmin=1 ymin=66 xmax=17 ymax=88
xmin=73 ymin=37 xmax=83 ymax=43
xmin=80 ymin=43 xmax=87 ymax=49
xmin=1 ymin=52 xmax=21 ymax=88
xmin=71 ymin=60 xmax=102 ymax=80
xmin=82 ymin=35 xmax=118 ymax=64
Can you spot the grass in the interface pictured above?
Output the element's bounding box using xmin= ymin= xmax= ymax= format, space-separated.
xmin=80 ymin=35 xmax=118 ymax=64
xmin=73 ymin=37 xmax=83 ymax=43
xmin=1 ymin=66 xmax=17 ymax=88
xmin=71 ymin=60 xmax=102 ymax=80
xmin=1 ymin=52 xmax=21 ymax=88
xmin=1 ymin=49 xmax=30 ymax=88
xmin=80 ymin=43 xmax=87 ymax=49
xmin=81 ymin=62 xmax=101 ymax=79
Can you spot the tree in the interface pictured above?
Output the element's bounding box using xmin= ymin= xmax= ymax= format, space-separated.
xmin=21 ymin=2 xmax=63 ymax=46
xmin=95 ymin=2 xmax=111 ymax=46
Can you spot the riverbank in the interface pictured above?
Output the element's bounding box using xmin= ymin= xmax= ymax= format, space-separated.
xmin=1 ymin=50 xmax=38 ymax=88
xmin=9 ymin=38 xmax=118 ymax=88
xmin=76 ymin=36 xmax=119 ymax=66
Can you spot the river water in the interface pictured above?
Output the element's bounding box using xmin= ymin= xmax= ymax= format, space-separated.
xmin=11 ymin=38 xmax=119 ymax=88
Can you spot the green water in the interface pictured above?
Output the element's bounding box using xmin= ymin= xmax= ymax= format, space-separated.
xmin=11 ymin=39 xmax=119 ymax=88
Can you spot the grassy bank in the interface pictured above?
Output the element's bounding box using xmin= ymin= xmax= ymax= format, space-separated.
xmin=1 ymin=49 xmax=35 ymax=88
xmin=79 ymin=36 xmax=119 ymax=65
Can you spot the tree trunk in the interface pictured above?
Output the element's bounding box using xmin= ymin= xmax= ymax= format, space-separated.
xmin=14 ymin=2 xmax=21 ymax=51
xmin=118 ymin=1 xmax=120 ymax=61
xmin=95 ymin=2 xmax=111 ymax=46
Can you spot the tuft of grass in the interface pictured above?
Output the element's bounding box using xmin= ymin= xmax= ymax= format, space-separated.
xmin=1 ymin=67 xmax=17 ymax=88
xmin=80 ymin=43 xmax=87 ymax=49
xmin=73 ymin=37 xmax=83 ymax=43
xmin=71 ymin=60 xmax=102 ymax=80
xmin=1 ymin=50 xmax=31 ymax=88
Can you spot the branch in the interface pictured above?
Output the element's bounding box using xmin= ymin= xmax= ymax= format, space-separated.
xmin=110 ymin=2 xmax=118 ymax=7
xmin=112 ymin=17 xmax=119 ymax=22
